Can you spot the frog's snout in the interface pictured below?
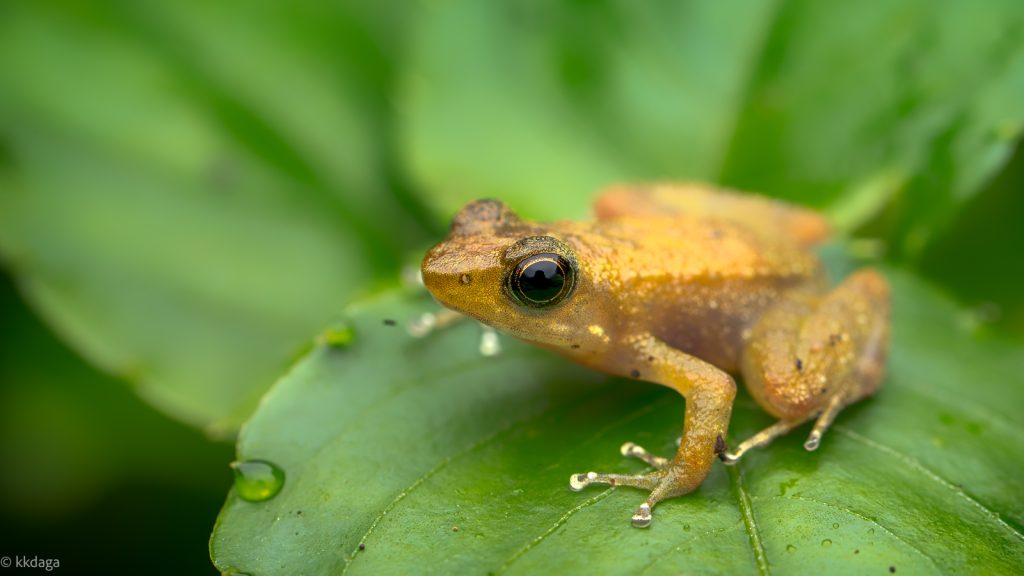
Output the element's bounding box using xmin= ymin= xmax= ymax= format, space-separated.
xmin=421 ymin=237 xmax=507 ymax=315
xmin=420 ymin=242 xmax=470 ymax=295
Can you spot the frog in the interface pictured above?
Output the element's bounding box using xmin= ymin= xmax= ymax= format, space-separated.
xmin=420 ymin=183 xmax=890 ymax=528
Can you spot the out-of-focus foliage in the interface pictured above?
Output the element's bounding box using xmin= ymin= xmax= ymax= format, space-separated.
xmin=0 ymin=273 xmax=232 ymax=573
xmin=404 ymin=0 xmax=1024 ymax=246
xmin=0 ymin=0 xmax=1022 ymax=574
xmin=0 ymin=1 xmax=431 ymax=434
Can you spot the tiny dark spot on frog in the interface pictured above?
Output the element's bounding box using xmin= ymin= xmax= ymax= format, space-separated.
xmin=714 ymin=434 xmax=727 ymax=455
xmin=296 ymin=510 xmax=303 ymax=515
xmin=358 ymin=543 xmax=366 ymax=551
xmin=383 ymin=319 xmax=397 ymax=327
xmin=819 ymin=388 xmax=827 ymax=395
xmin=711 ymin=228 xmax=723 ymax=239
xmin=889 ymin=567 xmax=896 ymax=573
xmin=795 ymin=358 xmax=803 ymax=371
xmin=829 ymin=333 xmax=840 ymax=346
xmin=570 ymin=344 xmax=580 ymax=349
xmin=630 ymin=369 xmax=641 ymax=379
xmin=647 ymin=355 xmax=654 ymax=362
xmin=854 ymin=549 xmax=859 ymax=554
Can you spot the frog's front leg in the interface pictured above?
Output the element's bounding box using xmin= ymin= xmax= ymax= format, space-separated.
xmin=569 ymin=334 xmax=736 ymax=528
xmin=723 ymin=269 xmax=890 ymax=463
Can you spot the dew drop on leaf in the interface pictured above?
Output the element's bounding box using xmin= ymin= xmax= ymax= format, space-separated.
xmin=822 ymin=539 xmax=833 ymax=547
xmin=318 ymin=322 xmax=357 ymax=348
xmin=231 ymin=459 xmax=286 ymax=502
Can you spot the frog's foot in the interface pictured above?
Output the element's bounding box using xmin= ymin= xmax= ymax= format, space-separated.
xmin=720 ymin=419 xmax=801 ymax=465
xmin=407 ymin=310 xmax=501 ymax=356
xmin=569 ymin=442 xmax=687 ymax=528
xmin=803 ymin=394 xmax=844 ymax=451
xmin=568 ymin=470 xmax=664 ymax=527
xmin=721 ymin=393 xmax=851 ymax=464
xmin=619 ymin=441 xmax=670 ymax=469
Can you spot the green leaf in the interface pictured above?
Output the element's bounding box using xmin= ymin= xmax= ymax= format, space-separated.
xmin=0 ymin=274 xmax=231 ymax=521
xmin=401 ymin=0 xmax=1024 ymax=239
xmin=210 ymin=269 xmax=1024 ymax=575
xmin=0 ymin=2 xmax=428 ymax=433
xmin=401 ymin=0 xmax=777 ymax=221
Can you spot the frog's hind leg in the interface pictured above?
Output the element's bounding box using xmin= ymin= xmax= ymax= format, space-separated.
xmin=725 ymin=269 xmax=890 ymax=463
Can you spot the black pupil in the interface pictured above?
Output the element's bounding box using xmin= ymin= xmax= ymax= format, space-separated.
xmin=518 ymin=258 xmax=565 ymax=303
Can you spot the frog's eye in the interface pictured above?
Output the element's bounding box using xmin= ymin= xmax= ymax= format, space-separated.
xmin=508 ymin=253 xmax=576 ymax=308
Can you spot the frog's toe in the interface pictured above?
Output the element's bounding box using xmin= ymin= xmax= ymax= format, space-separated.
xmin=620 ymin=441 xmax=670 ymax=469
xmin=718 ymin=451 xmax=742 ymax=465
xmin=568 ymin=470 xmax=661 ymax=492
xmin=631 ymin=502 xmax=653 ymax=528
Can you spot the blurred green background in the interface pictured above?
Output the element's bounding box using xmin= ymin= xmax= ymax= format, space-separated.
xmin=0 ymin=1 xmax=1021 ymax=573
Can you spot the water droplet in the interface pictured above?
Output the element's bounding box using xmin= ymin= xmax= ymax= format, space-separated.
xmin=231 ymin=459 xmax=285 ymax=502
xmin=683 ymin=524 xmax=691 ymax=532
xmin=821 ymin=539 xmax=832 ymax=547
xmin=832 ymin=522 xmax=839 ymax=529
xmin=318 ymin=322 xmax=356 ymax=347
xmin=786 ymin=544 xmax=797 ymax=553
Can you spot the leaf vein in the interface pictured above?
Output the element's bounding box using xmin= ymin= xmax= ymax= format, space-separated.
xmin=729 ymin=465 xmax=772 ymax=576
xmin=835 ymin=426 xmax=1024 ymax=543
xmin=782 ymin=494 xmax=940 ymax=572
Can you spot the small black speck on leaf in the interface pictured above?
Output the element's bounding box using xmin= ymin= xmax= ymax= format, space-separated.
xmin=889 ymin=567 xmax=896 ymax=573
xmin=382 ymin=319 xmax=397 ymax=327
xmin=359 ymin=543 xmax=366 ymax=551
xmin=854 ymin=549 xmax=859 ymax=554
xmin=795 ymin=358 xmax=803 ymax=371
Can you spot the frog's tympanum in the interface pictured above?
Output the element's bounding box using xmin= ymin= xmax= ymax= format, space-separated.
xmin=421 ymin=184 xmax=890 ymax=527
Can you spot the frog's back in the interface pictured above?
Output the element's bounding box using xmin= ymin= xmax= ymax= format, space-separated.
xmin=583 ymin=214 xmax=821 ymax=287
xmin=572 ymin=214 xmax=824 ymax=372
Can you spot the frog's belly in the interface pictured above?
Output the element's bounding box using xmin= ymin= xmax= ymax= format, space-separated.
xmin=645 ymin=278 xmax=800 ymax=373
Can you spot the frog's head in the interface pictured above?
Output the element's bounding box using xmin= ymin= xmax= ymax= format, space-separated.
xmin=422 ymin=200 xmax=610 ymax=351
